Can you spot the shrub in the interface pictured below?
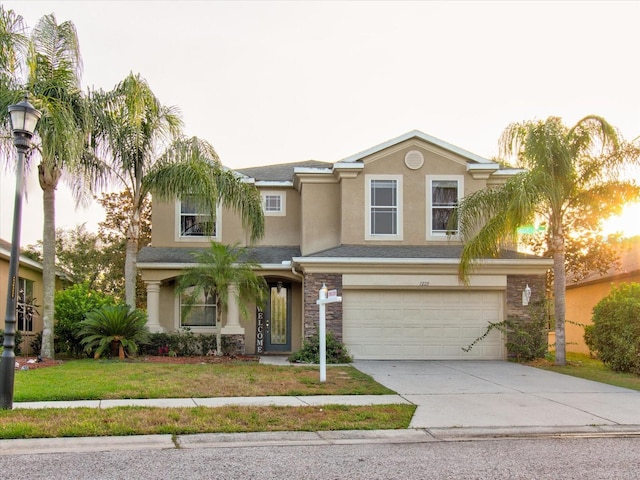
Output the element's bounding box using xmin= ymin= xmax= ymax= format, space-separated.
xmin=463 ymin=301 xmax=549 ymax=362
xmin=0 ymin=329 xmax=22 ymax=356
xmin=54 ymin=283 xmax=118 ymax=357
xmin=79 ymin=305 xmax=150 ymax=359
xmin=288 ymin=331 xmax=352 ymax=364
xmin=141 ymin=330 xmax=222 ymax=357
xmin=585 ymin=283 xmax=640 ymax=374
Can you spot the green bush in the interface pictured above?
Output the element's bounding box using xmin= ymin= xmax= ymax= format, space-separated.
xmin=54 ymin=283 xmax=118 ymax=357
xmin=585 ymin=283 xmax=640 ymax=374
xmin=505 ymin=302 xmax=549 ymax=362
xmin=463 ymin=301 xmax=549 ymax=362
xmin=288 ymin=331 xmax=352 ymax=364
xmin=0 ymin=329 xmax=22 ymax=356
xmin=79 ymin=305 xmax=150 ymax=359
xmin=141 ymin=330 xmax=222 ymax=357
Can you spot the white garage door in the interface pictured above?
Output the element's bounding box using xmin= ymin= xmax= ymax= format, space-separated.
xmin=343 ymin=290 xmax=504 ymax=360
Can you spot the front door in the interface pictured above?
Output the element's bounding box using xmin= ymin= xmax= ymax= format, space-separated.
xmin=261 ymin=281 xmax=292 ymax=352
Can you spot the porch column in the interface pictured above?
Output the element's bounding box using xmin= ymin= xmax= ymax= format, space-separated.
xmin=145 ymin=281 xmax=164 ymax=333
xmin=221 ymin=282 xmax=244 ymax=334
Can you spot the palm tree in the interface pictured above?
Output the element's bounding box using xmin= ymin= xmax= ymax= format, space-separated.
xmin=457 ymin=116 xmax=639 ymax=366
xmin=2 ymin=14 xmax=95 ymax=360
xmin=91 ymin=73 xmax=264 ymax=308
xmin=0 ymin=6 xmax=28 ymax=155
xmin=26 ymin=14 xmax=92 ymax=359
xmin=176 ymin=243 xmax=267 ymax=355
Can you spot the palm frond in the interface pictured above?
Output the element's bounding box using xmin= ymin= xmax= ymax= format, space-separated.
xmin=145 ymin=137 xmax=265 ymax=241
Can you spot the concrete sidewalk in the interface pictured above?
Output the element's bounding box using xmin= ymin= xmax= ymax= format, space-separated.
xmin=13 ymin=394 xmax=408 ymax=410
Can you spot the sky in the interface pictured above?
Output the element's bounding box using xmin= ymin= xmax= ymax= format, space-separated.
xmin=1 ymin=0 xmax=639 ymax=246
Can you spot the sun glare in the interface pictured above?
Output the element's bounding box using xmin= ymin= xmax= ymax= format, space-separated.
xmin=602 ymin=202 xmax=640 ymax=238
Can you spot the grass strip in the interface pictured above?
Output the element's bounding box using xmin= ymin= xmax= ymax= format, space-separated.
xmin=0 ymin=404 xmax=416 ymax=440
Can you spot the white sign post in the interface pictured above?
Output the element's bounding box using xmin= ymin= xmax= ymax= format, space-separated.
xmin=316 ymin=283 xmax=342 ymax=382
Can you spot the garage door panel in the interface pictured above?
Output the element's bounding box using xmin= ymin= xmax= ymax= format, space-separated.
xmin=343 ymin=290 xmax=504 ymax=360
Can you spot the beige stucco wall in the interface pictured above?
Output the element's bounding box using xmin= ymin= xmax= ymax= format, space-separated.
xmin=336 ymin=144 xmax=488 ymax=246
xmin=256 ymin=188 xmax=301 ymax=247
xmin=152 ymin=188 xmax=302 ymax=248
xmin=151 ymin=200 xmax=251 ymax=248
xmin=300 ymin=182 xmax=341 ymax=255
xmin=565 ymin=274 xmax=640 ymax=354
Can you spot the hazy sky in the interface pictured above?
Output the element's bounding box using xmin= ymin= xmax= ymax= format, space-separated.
xmin=1 ymin=0 xmax=639 ymax=246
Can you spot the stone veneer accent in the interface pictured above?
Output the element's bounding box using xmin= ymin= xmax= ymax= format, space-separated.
xmin=506 ymin=274 xmax=547 ymax=320
xmin=303 ymin=273 xmax=343 ymax=341
xmin=505 ymin=274 xmax=548 ymax=357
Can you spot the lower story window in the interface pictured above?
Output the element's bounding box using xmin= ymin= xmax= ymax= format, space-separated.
xmin=180 ymin=287 xmax=217 ymax=327
xmin=17 ymin=278 xmax=36 ymax=332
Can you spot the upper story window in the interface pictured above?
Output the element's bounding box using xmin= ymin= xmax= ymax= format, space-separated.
xmin=179 ymin=287 xmax=217 ymax=329
xmin=178 ymin=195 xmax=219 ymax=240
xmin=365 ymin=175 xmax=403 ymax=240
xmin=17 ymin=278 xmax=35 ymax=332
xmin=261 ymin=191 xmax=286 ymax=216
xmin=427 ymin=175 xmax=463 ymax=237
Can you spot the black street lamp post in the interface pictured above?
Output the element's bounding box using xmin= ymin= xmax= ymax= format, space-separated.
xmin=0 ymin=96 xmax=41 ymax=409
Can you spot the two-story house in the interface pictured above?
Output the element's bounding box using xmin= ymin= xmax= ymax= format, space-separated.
xmin=137 ymin=130 xmax=552 ymax=360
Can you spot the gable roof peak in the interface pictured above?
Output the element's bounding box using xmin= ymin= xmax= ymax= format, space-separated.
xmin=340 ymin=130 xmax=492 ymax=165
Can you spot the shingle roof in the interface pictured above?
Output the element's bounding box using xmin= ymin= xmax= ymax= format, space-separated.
xmin=236 ymin=160 xmax=333 ymax=182
xmin=137 ymin=246 xmax=301 ymax=265
xmin=138 ymin=244 xmax=543 ymax=267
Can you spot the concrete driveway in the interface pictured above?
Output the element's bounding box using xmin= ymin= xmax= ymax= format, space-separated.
xmin=353 ymin=360 xmax=640 ymax=432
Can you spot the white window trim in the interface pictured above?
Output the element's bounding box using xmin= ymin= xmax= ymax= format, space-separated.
xmin=426 ymin=174 xmax=463 ymax=240
xmin=17 ymin=277 xmax=35 ymax=332
xmin=365 ymin=174 xmax=403 ymax=241
xmin=174 ymin=290 xmax=220 ymax=334
xmin=175 ymin=198 xmax=221 ymax=242
xmin=261 ymin=190 xmax=286 ymax=216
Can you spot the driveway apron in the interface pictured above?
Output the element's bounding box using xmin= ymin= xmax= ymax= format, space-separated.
xmin=353 ymin=360 xmax=640 ymax=429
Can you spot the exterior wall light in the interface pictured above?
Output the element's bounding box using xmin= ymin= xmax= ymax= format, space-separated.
xmin=522 ymin=284 xmax=532 ymax=306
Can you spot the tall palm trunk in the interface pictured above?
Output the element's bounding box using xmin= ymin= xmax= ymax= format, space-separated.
xmin=551 ymin=229 xmax=567 ymax=366
xmin=124 ymin=214 xmax=139 ymax=309
xmin=38 ymin=163 xmax=61 ymax=359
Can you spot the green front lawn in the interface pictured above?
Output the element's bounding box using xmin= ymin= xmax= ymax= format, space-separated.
xmin=530 ymin=352 xmax=640 ymax=391
xmin=0 ymin=359 xmax=414 ymax=440
xmin=14 ymin=360 xmax=393 ymax=402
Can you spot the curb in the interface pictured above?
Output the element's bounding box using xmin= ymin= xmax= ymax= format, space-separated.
xmin=3 ymin=426 xmax=640 ymax=456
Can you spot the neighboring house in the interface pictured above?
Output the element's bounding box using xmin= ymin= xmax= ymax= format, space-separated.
xmin=138 ymin=130 xmax=552 ymax=360
xmin=0 ymin=238 xmax=46 ymax=355
xmin=565 ymin=238 xmax=640 ymax=354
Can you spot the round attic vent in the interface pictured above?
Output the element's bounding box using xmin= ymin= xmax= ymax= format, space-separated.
xmin=404 ymin=150 xmax=424 ymax=170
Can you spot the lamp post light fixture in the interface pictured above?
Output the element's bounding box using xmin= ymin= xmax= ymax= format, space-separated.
xmin=0 ymin=95 xmax=41 ymax=409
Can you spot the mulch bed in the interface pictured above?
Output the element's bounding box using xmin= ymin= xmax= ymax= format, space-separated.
xmin=15 ymin=354 xmax=258 ymax=370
